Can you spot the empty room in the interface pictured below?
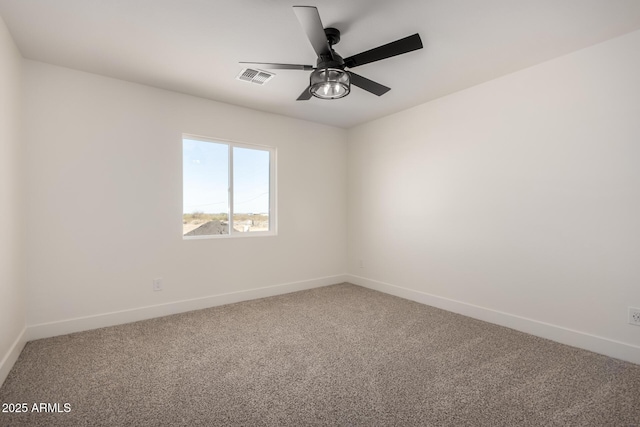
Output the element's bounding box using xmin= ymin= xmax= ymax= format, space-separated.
xmin=1 ymin=0 xmax=639 ymax=425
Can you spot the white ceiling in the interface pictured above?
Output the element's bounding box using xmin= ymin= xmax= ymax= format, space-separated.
xmin=1 ymin=0 xmax=640 ymax=128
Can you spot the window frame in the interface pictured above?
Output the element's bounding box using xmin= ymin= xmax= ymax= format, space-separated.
xmin=182 ymin=134 xmax=277 ymax=239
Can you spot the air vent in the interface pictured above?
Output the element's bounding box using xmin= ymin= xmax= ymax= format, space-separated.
xmin=236 ymin=68 xmax=275 ymax=85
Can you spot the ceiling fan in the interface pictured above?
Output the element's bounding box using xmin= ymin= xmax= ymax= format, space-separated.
xmin=240 ymin=6 xmax=423 ymax=101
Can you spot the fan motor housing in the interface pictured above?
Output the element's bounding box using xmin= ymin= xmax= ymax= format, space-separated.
xmin=315 ymin=27 xmax=345 ymax=70
xmin=317 ymin=51 xmax=345 ymax=70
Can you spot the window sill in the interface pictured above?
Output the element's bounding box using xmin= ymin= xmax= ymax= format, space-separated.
xmin=182 ymin=231 xmax=277 ymax=240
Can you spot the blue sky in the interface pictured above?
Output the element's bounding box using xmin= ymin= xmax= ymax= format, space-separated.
xmin=183 ymin=139 xmax=269 ymax=214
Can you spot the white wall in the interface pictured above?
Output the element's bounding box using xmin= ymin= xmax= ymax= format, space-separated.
xmin=348 ymin=30 xmax=640 ymax=361
xmin=23 ymin=61 xmax=347 ymax=331
xmin=0 ymin=15 xmax=25 ymax=383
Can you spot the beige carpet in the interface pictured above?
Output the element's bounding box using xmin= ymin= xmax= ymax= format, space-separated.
xmin=1 ymin=283 xmax=639 ymax=426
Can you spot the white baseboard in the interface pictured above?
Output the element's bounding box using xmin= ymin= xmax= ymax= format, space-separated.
xmin=27 ymin=275 xmax=348 ymax=341
xmin=347 ymin=274 xmax=640 ymax=365
xmin=0 ymin=327 xmax=27 ymax=387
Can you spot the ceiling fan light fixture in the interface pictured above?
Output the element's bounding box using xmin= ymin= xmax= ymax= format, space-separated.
xmin=310 ymin=68 xmax=350 ymax=99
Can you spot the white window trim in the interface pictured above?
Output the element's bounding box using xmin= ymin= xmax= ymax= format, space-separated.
xmin=182 ymin=134 xmax=277 ymax=239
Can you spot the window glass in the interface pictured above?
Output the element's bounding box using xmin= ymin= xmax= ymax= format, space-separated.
xmin=182 ymin=137 xmax=275 ymax=238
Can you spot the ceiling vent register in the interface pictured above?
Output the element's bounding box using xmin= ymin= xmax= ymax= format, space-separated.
xmin=236 ymin=68 xmax=275 ymax=85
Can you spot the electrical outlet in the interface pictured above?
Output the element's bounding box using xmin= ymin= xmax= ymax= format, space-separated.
xmin=359 ymin=259 xmax=364 ymax=269
xmin=152 ymin=278 xmax=163 ymax=292
xmin=629 ymin=307 xmax=640 ymax=326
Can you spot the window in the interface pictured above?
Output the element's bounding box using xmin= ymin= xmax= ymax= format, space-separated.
xmin=182 ymin=135 xmax=276 ymax=238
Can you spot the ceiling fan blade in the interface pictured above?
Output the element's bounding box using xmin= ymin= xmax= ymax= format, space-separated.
xmin=239 ymin=62 xmax=314 ymax=71
xmin=296 ymin=86 xmax=313 ymax=101
xmin=293 ymin=6 xmax=333 ymax=59
xmin=344 ymin=33 xmax=423 ymax=68
xmin=348 ymin=72 xmax=391 ymax=96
